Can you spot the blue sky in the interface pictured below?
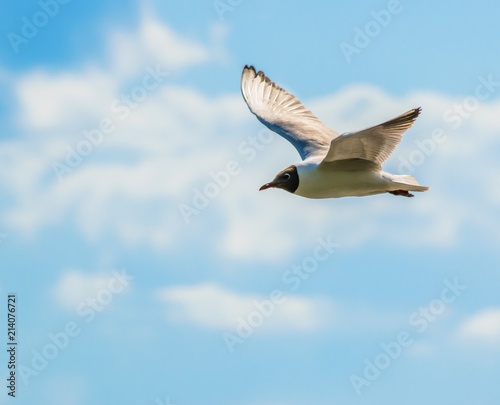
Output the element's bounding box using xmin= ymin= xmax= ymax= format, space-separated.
xmin=1 ymin=1 xmax=500 ymax=404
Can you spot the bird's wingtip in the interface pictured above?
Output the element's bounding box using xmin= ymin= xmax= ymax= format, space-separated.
xmin=243 ymin=65 xmax=256 ymax=73
xmin=402 ymin=107 xmax=422 ymax=123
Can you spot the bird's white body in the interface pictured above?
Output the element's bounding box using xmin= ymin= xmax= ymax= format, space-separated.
xmin=294 ymin=160 xmax=425 ymax=199
xmin=295 ymin=161 xmax=389 ymax=198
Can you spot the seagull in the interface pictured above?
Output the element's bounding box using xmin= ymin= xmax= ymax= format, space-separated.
xmin=240 ymin=65 xmax=429 ymax=198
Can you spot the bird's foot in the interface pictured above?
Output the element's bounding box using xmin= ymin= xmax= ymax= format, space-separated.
xmin=388 ymin=190 xmax=414 ymax=198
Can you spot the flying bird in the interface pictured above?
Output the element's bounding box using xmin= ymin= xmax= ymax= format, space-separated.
xmin=240 ymin=65 xmax=429 ymax=198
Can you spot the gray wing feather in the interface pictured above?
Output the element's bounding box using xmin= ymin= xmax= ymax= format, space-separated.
xmin=322 ymin=108 xmax=421 ymax=168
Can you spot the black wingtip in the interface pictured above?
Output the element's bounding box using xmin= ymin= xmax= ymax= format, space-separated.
xmin=396 ymin=107 xmax=422 ymax=125
xmin=403 ymin=107 xmax=421 ymax=121
xmin=243 ymin=65 xmax=256 ymax=74
xmin=410 ymin=107 xmax=422 ymax=120
xmin=243 ymin=65 xmax=270 ymax=80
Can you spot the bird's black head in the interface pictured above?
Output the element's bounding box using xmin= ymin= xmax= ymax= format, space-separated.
xmin=259 ymin=165 xmax=299 ymax=194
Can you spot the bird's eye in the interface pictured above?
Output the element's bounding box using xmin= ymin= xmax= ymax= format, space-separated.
xmin=283 ymin=173 xmax=290 ymax=180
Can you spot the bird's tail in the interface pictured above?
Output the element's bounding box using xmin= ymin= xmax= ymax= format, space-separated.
xmin=389 ymin=174 xmax=429 ymax=192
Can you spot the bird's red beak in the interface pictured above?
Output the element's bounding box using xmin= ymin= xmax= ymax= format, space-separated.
xmin=259 ymin=182 xmax=276 ymax=191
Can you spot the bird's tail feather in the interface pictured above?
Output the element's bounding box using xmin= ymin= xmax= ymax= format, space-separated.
xmin=390 ymin=174 xmax=429 ymax=192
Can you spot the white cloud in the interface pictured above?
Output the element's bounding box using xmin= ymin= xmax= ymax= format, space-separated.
xmin=15 ymin=68 xmax=116 ymax=131
xmin=109 ymin=7 xmax=209 ymax=78
xmin=1 ymin=85 xmax=244 ymax=247
xmin=2 ymin=8 xmax=234 ymax=247
xmin=156 ymin=283 xmax=333 ymax=333
xmin=2 ymin=7 xmax=500 ymax=261
xmin=52 ymin=268 xmax=131 ymax=310
xmin=458 ymin=308 xmax=500 ymax=343
xmin=53 ymin=269 xmax=112 ymax=310
xmin=14 ymin=7 xmax=211 ymax=132
xmin=5 ymin=75 xmax=500 ymax=258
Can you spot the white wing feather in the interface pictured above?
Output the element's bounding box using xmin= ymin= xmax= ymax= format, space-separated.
xmin=241 ymin=66 xmax=338 ymax=161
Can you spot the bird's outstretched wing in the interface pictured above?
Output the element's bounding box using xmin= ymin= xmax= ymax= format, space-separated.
xmin=241 ymin=65 xmax=338 ymax=161
xmin=321 ymin=108 xmax=421 ymax=168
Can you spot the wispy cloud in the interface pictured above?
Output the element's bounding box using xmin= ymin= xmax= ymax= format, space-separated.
xmin=53 ymin=268 xmax=132 ymax=310
xmin=457 ymin=308 xmax=500 ymax=344
xmin=156 ymin=283 xmax=333 ymax=333
xmin=15 ymin=69 xmax=117 ymax=131
xmin=109 ymin=7 xmax=209 ymax=78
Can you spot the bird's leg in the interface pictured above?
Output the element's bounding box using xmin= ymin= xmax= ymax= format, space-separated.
xmin=388 ymin=190 xmax=414 ymax=198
